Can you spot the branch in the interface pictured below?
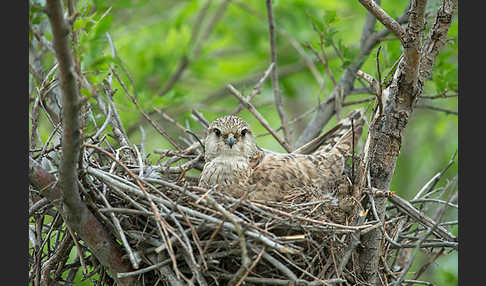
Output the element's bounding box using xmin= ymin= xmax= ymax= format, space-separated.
xmin=402 ymin=0 xmax=428 ymax=84
xmin=28 ymin=158 xmax=136 ymax=285
xmin=358 ymin=0 xmax=406 ymax=44
xmin=45 ymin=0 xmax=83 ymax=217
xmin=419 ymin=0 xmax=458 ymax=81
xmin=265 ymin=0 xmax=292 ymax=149
xmin=295 ymin=5 xmax=409 ymax=148
xmin=227 ymin=84 xmax=292 ymax=152
xmin=231 ymin=62 xmax=274 ymax=115
xmin=357 ymin=1 xmax=457 ymax=283
xmin=415 ymin=103 xmax=457 ymax=115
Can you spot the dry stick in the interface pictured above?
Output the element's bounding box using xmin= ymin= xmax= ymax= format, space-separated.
xmin=84 ymin=144 xmax=181 ymax=272
xmin=227 ymin=84 xmax=291 ymax=152
xmin=101 ymin=82 xmax=132 ymax=148
xmin=415 ymin=151 xmax=456 ymax=200
xmin=98 ymin=190 xmax=140 ymax=269
xmin=393 ymin=191 xmax=457 ymax=286
xmin=118 ymin=258 xmax=173 ymax=279
xmin=154 ymin=108 xmax=187 ymax=133
xmin=265 ymin=0 xmax=292 ymax=149
xmin=191 ymin=108 xmax=210 ymax=128
xmin=160 ymin=203 xmax=208 ymax=286
xmin=231 ymin=62 xmax=275 ymax=115
xmin=40 ymin=233 xmax=74 ymax=286
xmin=388 ymin=194 xmax=457 ymax=243
xmin=87 ymin=167 xmax=296 ymax=254
xmin=235 ymin=247 xmax=265 ymax=286
xmin=411 ymin=248 xmax=445 ymax=282
xmin=249 ymin=201 xmax=371 ymax=231
xmin=111 ymin=70 xmax=183 ymax=152
xmin=260 ymin=249 xmax=298 ymax=281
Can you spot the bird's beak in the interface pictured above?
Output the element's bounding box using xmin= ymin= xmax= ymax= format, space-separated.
xmin=226 ymin=134 xmax=236 ymax=148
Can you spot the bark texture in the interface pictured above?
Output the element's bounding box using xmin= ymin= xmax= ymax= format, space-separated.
xmin=357 ymin=0 xmax=457 ymax=283
xmin=42 ymin=1 xmax=137 ymax=284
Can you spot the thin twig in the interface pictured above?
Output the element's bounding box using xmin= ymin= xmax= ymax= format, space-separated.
xmin=265 ymin=0 xmax=292 ymax=149
xmin=227 ymin=84 xmax=291 ymax=152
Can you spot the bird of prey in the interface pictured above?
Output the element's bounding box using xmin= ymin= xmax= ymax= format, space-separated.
xmin=199 ymin=109 xmax=365 ymax=203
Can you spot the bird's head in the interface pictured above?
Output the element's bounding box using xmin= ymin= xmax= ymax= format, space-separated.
xmin=204 ymin=115 xmax=259 ymax=161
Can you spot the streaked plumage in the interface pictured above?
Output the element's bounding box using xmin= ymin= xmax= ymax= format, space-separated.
xmin=199 ymin=109 xmax=365 ymax=203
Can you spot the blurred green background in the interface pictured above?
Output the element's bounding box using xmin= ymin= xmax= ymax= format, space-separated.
xmin=30 ymin=0 xmax=458 ymax=284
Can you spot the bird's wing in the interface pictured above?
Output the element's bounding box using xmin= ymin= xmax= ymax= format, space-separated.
xmin=293 ymin=109 xmax=365 ymax=156
xmin=246 ymin=151 xmax=345 ymax=201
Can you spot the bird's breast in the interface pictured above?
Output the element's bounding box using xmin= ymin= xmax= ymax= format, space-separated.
xmin=199 ymin=156 xmax=251 ymax=189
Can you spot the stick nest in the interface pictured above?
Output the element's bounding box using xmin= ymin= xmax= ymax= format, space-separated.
xmin=30 ymin=138 xmax=457 ymax=286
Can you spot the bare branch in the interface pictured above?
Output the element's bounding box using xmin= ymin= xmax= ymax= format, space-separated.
xmin=358 ymin=0 xmax=406 ymax=44
xmin=29 ymin=158 xmax=136 ymax=285
xmin=45 ymin=0 xmax=83 ymax=216
xmin=419 ymin=0 xmax=458 ymax=81
xmin=227 ymin=84 xmax=292 ymax=152
xmin=112 ymin=70 xmax=183 ymax=152
xmin=402 ymin=0 xmax=428 ymax=84
xmin=295 ymin=5 xmax=409 ymax=148
xmin=265 ymin=0 xmax=292 ymax=149
xmin=231 ymin=63 xmax=275 ymax=115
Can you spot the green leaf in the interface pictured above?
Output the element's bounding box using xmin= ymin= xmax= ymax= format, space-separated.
xmin=306 ymin=11 xmax=324 ymax=32
xmin=323 ymin=10 xmax=337 ymax=25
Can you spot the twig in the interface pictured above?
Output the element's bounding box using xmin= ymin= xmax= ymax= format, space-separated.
xmin=357 ymin=0 xmax=406 ymax=44
xmin=393 ymin=189 xmax=457 ymax=285
xmin=227 ymin=84 xmax=291 ymax=152
xmin=117 ymin=258 xmax=172 ymax=279
xmin=98 ymin=189 xmax=140 ymax=269
xmin=231 ymin=63 xmax=275 ymax=115
xmin=112 ymin=69 xmax=183 ymax=151
xmin=388 ymin=194 xmax=457 ymax=242
xmin=235 ymin=247 xmax=265 ymax=286
xmin=191 ymin=108 xmax=210 ymax=128
xmin=265 ymin=0 xmax=292 ymax=149
xmin=304 ymin=42 xmax=337 ymax=86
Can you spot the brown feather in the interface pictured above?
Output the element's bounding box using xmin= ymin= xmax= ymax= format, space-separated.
xmin=199 ymin=109 xmax=365 ymax=202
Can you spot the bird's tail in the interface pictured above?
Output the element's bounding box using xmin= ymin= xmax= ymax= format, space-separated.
xmin=294 ymin=109 xmax=366 ymax=157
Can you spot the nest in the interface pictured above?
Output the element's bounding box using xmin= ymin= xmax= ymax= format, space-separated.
xmin=84 ymin=145 xmax=367 ymax=285
xmin=29 ymin=136 xmax=458 ymax=286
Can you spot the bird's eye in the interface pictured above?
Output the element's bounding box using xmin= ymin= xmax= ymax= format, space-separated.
xmin=213 ymin=128 xmax=221 ymax=136
xmin=241 ymin=129 xmax=248 ymax=137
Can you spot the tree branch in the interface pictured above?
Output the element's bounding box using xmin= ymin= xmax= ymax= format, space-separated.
xmin=295 ymin=5 xmax=409 ymax=148
xmin=29 ymin=158 xmax=136 ymax=285
xmin=356 ymin=1 xmax=457 ymax=284
xmin=46 ymin=0 xmax=83 ymax=217
xmin=419 ymin=0 xmax=458 ymax=81
xmin=358 ymin=0 xmax=406 ymax=44
xmin=265 ymin=0 xmax=292 ymax=149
